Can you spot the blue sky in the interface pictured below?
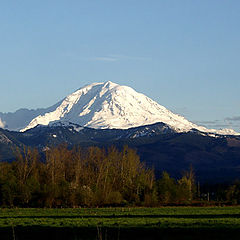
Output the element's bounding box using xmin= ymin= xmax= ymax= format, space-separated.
xmin=0 ymin=1 xmax=240 ymax=130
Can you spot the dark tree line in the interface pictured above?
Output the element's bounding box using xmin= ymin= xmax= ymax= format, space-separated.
xmin=0 ymin=144 xmax=238 ymax=207
xmin=0 ymin=145 xmax=155 ymax=207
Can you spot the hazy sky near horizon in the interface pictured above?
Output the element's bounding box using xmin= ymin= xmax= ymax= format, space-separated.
xmin=0 ymin=1 xmax=240 ymax=131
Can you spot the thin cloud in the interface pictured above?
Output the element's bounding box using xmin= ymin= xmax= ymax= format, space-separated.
xmin=194 ymin=118 xmax=239 ymax=132
xmin=195 ymin=120 xmax=219 ymax=125
xmin=89 ymin=54 xmax=151 ymax=62
xmin=91 ymin=57 xmax=118 ymax=62
xmin=209 ymin=124 xmax=234 ymax=128
xmin=79 ymin=54 xmax=152 ymax=62
xmin=109 ymin=54 xmax=151 ymax=61
xmin=225 ymin=116 xmax=240 ymax=122
xmin=195 ymin=120 xmax=230 ymax=128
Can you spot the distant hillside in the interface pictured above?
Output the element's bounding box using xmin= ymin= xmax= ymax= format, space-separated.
xmin=1 ymin=122 xmax=240 ymax=183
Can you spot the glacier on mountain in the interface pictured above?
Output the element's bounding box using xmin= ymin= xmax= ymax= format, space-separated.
xmin=20 ymin=81 xmax=239 ymax=135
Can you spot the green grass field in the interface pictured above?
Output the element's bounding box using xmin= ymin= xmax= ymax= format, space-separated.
xmin=1 ymin=207 xmax=240 ymax=239
xmin=0 ymin=206 xmax=240 ymax=229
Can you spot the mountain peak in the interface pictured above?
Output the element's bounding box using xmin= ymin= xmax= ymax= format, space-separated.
xmin=104 ymin=80 xmax=115 ymax=86
xmin=20 ymin=82 xmax=239 ymax=135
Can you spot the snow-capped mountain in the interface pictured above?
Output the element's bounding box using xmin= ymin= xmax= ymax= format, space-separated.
xmin=0 ymin=101 xmax=62 ymax=131
xmin=19 ymin=81 xmax=239 ymax=135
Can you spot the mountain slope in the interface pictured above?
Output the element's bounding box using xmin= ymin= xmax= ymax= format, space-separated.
xmin=0 ymin=101 xmax=62 ymax=131
xmin=2 ymin=122 xmax=240 ymax=183
xmin=20 ymin=81 xmax=238 ymax=135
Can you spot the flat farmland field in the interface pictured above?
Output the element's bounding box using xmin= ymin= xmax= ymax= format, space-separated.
xmin=1 ymin=207 xmax=240 ymax=240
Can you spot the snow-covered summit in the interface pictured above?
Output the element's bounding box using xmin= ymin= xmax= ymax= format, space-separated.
xmin=20 ymin=81 xmax=239 ymax=135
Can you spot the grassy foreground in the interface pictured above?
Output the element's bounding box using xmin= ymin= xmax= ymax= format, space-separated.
xmin=1 ymin=207 xmax=240 ymax=239
xmin=0 ymin=207 xmax=240 ymax=229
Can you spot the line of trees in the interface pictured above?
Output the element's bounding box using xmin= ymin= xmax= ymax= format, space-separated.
xmin=1 ymin=144 xmax=237 ymax=207
xmin=0 ymin=145 xmax=156 ymax=207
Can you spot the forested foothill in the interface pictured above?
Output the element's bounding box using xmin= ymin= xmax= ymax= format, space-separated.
xmin=0 ymin=144 xmax=239 ymax=208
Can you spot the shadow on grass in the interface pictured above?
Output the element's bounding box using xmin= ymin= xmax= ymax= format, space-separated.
xmin=1 ymin=227 xmax=240 ymax=240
